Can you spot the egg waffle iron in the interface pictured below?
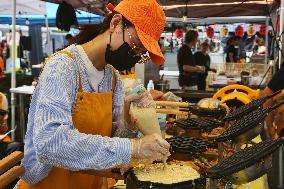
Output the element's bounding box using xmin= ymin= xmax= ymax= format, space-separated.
xmin=187 ymin=105 xmax=227 ymax=119
xmin=216 ymin=100 xmax=284 ymax=142
xmin=175 ymin=118 xmax=222 ymax=132
xmin=206 ymin=139 xmax=282 ymax=180
xmin=166 ymin=136 xmax=217 ymax=155
xmin=126 ymin=166 xmax=206 ymax=189
xmin=223 ymin=90 xmax=282 ymax=121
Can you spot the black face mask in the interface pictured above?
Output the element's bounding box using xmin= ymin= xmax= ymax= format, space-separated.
xmin=105 ymin=32 xmax=141 ymax=71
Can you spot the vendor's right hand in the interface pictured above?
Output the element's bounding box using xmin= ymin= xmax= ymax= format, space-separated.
xmin=131 ymin=134 xmax=171 ymax=162
xmin=196 ymin=66 xmax=205 ymax=73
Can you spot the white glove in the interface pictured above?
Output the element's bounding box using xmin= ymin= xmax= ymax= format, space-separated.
xmin=131 ymin=133 xmax=170 ymax=162
xmin=161 ymin=92 xmax=182 ymax=102
xmin=125 ymin=91 xmax=155 ymax=108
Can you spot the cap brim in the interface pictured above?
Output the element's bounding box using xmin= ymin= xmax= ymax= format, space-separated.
xmin=136 ymin=27 xmax=165 ymax=65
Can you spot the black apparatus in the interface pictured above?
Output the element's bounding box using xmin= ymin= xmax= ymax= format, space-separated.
xmin=170 ymin=97 xmax=284 ymax=189
xmin=166 ymin=136 xmax=217 ymax=156
xmin=223 ymin=90 xmax=282 ymax=121
xmin=208 ymin=99 xmax=284 ymax=189
xmin=175 ymin=118 xmax=222 ymax=132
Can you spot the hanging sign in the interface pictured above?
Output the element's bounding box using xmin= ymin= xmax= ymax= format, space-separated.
xmin=175 ymin=29 xmax=183 ymax=39
xmin=220 ymin=25 xmax=228 ymax=37
xmin=235 ymin=25 xmax=244 ymax=37
xmin=259 ymin=24 xmax=266 ymax=36
xmin=206 ymin=26 xmax=214 ymax=38
xmin=247 ymin=25 xmax=256 ymax=36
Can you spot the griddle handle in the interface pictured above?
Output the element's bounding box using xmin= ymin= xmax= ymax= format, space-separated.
xmin=269 ymin=100 xmax=284 ymax=112
xmin=267 ymin=90 xmax=283 ymax=99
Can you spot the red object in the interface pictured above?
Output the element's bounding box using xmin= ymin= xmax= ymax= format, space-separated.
xmin=277 ymin=15 xmax=280 ymax=31
xmin=107 ymin=3 xmax=115 ymax=11
xmin=206 ymin=26 xmax=214 ymax=38
xmin=175 ymin=29 xmax=183 ymax=39
xmin=259 ymin=24 xmax=266 ymax=36
xmin=235 ymin=25 xmax=244 ymax=37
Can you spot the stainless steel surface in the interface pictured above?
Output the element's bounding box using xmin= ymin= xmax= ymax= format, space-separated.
xmin=228 ymin=154 xmax=273 ymax=185
xmin=218 ymin=142 xmax=224 ymax=162
xmin=208 ymin=178 xmax=218 ymax=189
xmin=278 ymin=142 xmax=284 ymax=188
xmin=234 ymin=122 xmax=264 ymax=144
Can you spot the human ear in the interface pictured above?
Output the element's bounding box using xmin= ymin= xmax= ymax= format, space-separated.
xmin=109 ymin=14 xmax=123 ymax=33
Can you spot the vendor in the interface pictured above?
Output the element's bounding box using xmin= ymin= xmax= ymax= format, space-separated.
xmin=18 ymin=1 xmax=170 ymax=189
xmin=226 ymin=36 xmax=241 ymax=63
xmin=194 ymin=42 xmax=217 ymax=90
xmin=263 ymin=65 xmax=284 ymax=138
xmin=177 ymin=30 xmax=205 ymax=90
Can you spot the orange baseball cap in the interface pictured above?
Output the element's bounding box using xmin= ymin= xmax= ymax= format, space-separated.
xmin=114 ymin=0 xmax=166 ymax=65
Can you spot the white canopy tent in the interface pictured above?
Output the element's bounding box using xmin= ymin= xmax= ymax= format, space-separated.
xmin=0 ymin=0 xmax=46 ymax=15
xmin=0 ymin=0 xmax=46 ymax=139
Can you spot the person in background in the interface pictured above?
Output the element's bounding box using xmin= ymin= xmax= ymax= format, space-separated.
xmin=0 ymin=56 xmax=4 ymax=78
xmin=177 ymin=30 xmax=205 ymax=90
xmin=194 ymin=42 xmax=217 ymax=90
xmin=226 ymin=36 xmax=241 ymax=63
xmin=0 ymin=93 xmax=23 ymax=159
xmin=65 ymin=34 xmax=73 ymax=45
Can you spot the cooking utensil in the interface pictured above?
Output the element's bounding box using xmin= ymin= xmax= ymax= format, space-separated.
xmin=216 ymin=100 xmax=284 ymax=142
xmin=166 ymin=136 xmax=217 ymax=156
xmin=176 ymin=118 xmax=222 ymax=132
xmin=155 ymin=101 xmax=227 ymax=118
xmin=224 ymin=90 xmax=282 ymax=121
xmin=207 ymin=139 xmax=282 ymax=184
xmin=187 ymin=105 xmax=227 ymax=119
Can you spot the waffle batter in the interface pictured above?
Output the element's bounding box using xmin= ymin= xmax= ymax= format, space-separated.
xmin=134 ymin=163 xmax=200 ymax=184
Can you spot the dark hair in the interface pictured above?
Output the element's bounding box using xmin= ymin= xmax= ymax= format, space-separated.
xmin=185 ymin=30 xmax=198 ymax=44
xmin=232 ymin=36 xmax=242 ymax=41
xmin=70 ymin=12 xmax=133 ymax=45
xmin=65 ymin=34 xmax=73 ymax=40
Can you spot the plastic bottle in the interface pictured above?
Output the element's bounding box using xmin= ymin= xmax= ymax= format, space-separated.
xmin=147 ymin=80 xmax=155 ymax=91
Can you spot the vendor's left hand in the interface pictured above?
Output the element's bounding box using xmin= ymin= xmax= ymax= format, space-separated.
xmin=150 ymin=90 xmax=164 ymax=101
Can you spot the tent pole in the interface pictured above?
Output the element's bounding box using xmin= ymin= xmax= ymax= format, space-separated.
xmin=279 ymin=0 xmax=284 ymax=69
xmin=11 ymin=0 xmax=16 ymax=140
xmin=265 ymin=16 xmax=269 ymax=64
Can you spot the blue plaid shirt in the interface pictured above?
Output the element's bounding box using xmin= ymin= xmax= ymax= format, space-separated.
xmin=20 ymin=45 xmax=134 ymax=185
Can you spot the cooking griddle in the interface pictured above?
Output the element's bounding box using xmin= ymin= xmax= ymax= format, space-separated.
xmin=166 ymin=136 xmax=217 ymax=155
xmin=175 ymin=118 xmax=222 ymax=131
xmin=216 ymin=100 xmax=284 ymax=142
xmin=224 ymin=90 xmax=282 ymax=121
xmin=187 ymin=105 xmax=227 ymax=119
xmin=126 ymin=166 xmax=206 ymax=189
xmin=206 ymin=139 xmax=282 ymax=178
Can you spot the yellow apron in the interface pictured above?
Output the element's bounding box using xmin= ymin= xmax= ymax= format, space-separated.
xmin=19 ymin=51 xmax=116 ymax=189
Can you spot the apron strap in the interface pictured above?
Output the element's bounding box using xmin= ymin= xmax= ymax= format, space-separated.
xmin=59 ymin=50 xmax=83 ymax=92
